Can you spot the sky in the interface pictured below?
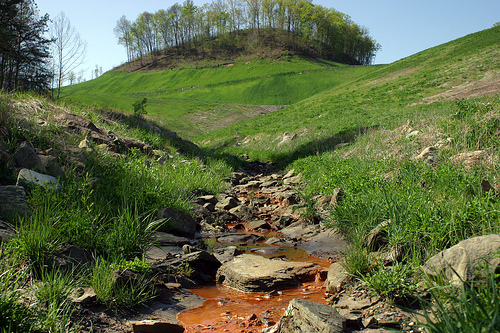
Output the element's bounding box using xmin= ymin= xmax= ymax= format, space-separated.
xmin=35 ymin=0 xmax=500 ymax=81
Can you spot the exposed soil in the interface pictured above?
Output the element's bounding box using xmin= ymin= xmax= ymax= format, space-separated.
xmin=425 ymin=71 xmax=500 ymax=102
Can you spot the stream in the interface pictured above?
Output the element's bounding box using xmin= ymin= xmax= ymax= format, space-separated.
xmin=175 ymin=166 xmax=336 ymax=332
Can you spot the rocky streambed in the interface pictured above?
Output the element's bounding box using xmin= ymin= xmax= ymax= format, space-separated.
xmin=120 ymin=161 xmax=416 ymax=333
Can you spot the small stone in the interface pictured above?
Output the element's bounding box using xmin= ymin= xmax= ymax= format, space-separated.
xmin=129 ymin=320 xmax=184 ymax=333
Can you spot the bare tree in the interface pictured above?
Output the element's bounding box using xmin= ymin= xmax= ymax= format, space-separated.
xmin=50 ymin=12 xmax=86 ymax=99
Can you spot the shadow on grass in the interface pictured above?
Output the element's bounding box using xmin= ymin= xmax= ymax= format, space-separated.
xmin=265 ymin=126 xmax=373 ymax=169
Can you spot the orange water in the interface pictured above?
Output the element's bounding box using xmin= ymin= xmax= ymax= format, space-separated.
xmin=177 ymin=254 xmax=331 ymax=333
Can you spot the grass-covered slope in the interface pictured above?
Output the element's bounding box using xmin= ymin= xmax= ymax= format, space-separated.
xmin=61 ymin=55 xmax=369 ymax=138
xmin=198 ymin=26 xmax=500 ymax=164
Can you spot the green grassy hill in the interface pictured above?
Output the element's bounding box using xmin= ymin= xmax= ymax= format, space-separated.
xmin=61 ymin=55 xmax=371 ymax=138
xmin=198 ymin=26 xmax=500 ymax=164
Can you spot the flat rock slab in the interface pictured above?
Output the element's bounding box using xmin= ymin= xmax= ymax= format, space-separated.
xmin=216 ymin=254 xmax=319 ymax=292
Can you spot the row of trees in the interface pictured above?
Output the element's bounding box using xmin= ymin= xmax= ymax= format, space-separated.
xmin=0 ymin=0 xmax=52 ymax=92
xmin=0 ymin=0 xmax=87 ymax=95
xmin=114 ymin=0 xmax=380 ymax=65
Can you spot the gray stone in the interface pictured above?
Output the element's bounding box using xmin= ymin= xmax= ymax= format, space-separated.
xmin=38 ymin=154 xmax=65 ymax=179
xmin=153 ymin=250 xmax=221 ymax=283
xmin=13 ymin=142 xmax=46 ymax=172
xmin=216 ymin=254 xmax=319 ymax=292
xmin=215 ymin=196 xmax=239 ymax=211
xmin=422 ymin=234 xmax=500 ymax=285
xmin=325 ymin=262 xmax=350 ymax=294
xmin=217 ymin=233 xmax=264 ymax=244
xmin=213 ymin=245 xmax=243 ymax=264
xmin=198 ymin=195 xmax=217 ymax=205
xmin=129 ymin=320 xmax=184 ymax=333
xmin=283 ymin=174 xmax=302 ymax=186
xmin=246 ymin=220 xmax=271 ymax=230
xmin=16 ymin=168 xmax=62 ymax=190
xmin=0 ymin=185 xmax=30 ymax=219
xmin=156 ymin=208 xmax=197 ymax=238
xmin=152 ymin=232 xmax=194 ymax=247
xmin=229 ymin=205 xmax=255 ymax=221
xmin=364 ymin=220 xmax=391 ymax=251
xmin=70 ymin=287 xmax=96 ymax=304
xmin=279 ymin=298 xmax=346 ymax=333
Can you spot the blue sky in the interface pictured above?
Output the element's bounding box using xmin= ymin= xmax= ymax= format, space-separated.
xmin=36 ymin=0 xmax=500 ymax=80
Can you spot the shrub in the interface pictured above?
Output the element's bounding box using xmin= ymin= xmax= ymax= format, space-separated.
xmin=132 ymin=97 xmax=147 ymax=117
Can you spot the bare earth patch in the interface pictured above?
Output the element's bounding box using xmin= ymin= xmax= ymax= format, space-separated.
xmin=425 ymin=71 xmax=500 ymax=103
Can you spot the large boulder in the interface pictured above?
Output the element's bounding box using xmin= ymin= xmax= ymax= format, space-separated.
xmin=422 ymin=234 xmax=500 ymax=285
xmin=216 ymin=254 xmax=319 ymax=292
xmin=279 ymin=298 xmax=346 ymax=333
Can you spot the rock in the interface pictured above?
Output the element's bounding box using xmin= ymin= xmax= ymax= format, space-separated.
xmin=213 ymin=245 xmax=243 ymax=264
xmin=316 ymin=188 xmax=343 ymax=211
xmin=57 ymin=113 xmax=109 ymax=143
xmin=277 ymin=133 xmax=297 ymax=147
xmin=265 ymin=237 xmax=281 ymax=245
xmin=279 ymin=298 xmax=346 ymax=333
xmin=228 ymin=205 xmax=255 ymax=221
xmin=335 ymin=296 xmax=380 ymax=311
xmin=0 ymin=220 xmax=16 ymax=243
xmin=364 ymin=220 xmax=391 ymax=251
xmin=152 ymin=232 xmax=194 ymax=247
xmin=414 ymin=146 xmax=437 ymax=164
xmin=156 ymin=208 xmax=197 ymax=238
xmin=325 ymin=262 xmax=350 ymax=294
xmin=406 ymin=130 xmax=420 ymax=139
xmin=273 ymin=216 xmax=295 ymax=230
xmin=422 ymin=234 xmax=500 ymax=285
xmin=451 ymin=150 xmax=489 ymax=169
xmin=78 ymin=137 xmax=94 ymax=152
xmin=38 ymin=154 xmax=65 ymax=179
xmin=70 ymin=287 xmax=96 ymax=304
xmin=13 ymin=142 xmax=46 ymax=172
xmin=153 ymin=250 xmax=221 ymax=283
xmin=129 ymin=320 xmax=184 ymax=333
xmin=53 ymin=244 xmax=93 ymax=270
xmin=217 ymin=233 xmax=264 ymax=244
xmin=0 ymin=186 xmax=30 ymax=219
xmin=246 ymin=220 xmax=271 ymax=230
xmin=283 ymin=169 xmax=295 ymax=179
xmin=198 ymin=195 xmax=217 ymax=205
xmin=216 ymin=254 xmax=319 ymax=292
xmin=215 ymin=196 xmax=239 ymax=211
xmin=16 ymin=168 xmax=62 ymax=190
xmin=283 ymin=174 xmax=302 ymax=186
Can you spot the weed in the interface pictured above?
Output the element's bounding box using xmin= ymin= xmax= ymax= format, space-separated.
xmin=341 ymin=244 xmax=371 ymax=276
xmin=91 ymin=258 xmax=155 ymax=308
xmin=359 ymin=263 xmax=419 ymax=303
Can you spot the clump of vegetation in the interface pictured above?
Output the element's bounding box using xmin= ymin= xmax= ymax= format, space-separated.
xmin=132 ymin=97 xmax=147 ymax=117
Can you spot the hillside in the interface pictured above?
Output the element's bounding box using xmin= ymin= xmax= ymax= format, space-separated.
xmin=61 ymin=54 xmax=373 ymax=138
xmin=197 ymin=25 xmax=500 ymax=164
xmin=1 ymin=24 xmax=500 ymax=333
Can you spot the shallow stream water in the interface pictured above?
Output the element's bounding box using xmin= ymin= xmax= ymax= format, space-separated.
xmin=178 ymin=242 xmax=331 ymax=333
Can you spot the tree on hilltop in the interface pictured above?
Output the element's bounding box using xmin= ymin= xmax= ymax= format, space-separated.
xmin=114 ymin=0 xmax=380 ymax=66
